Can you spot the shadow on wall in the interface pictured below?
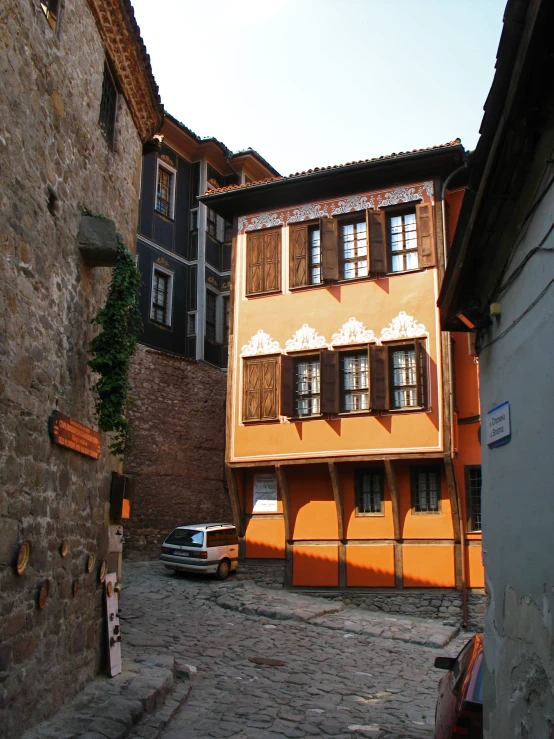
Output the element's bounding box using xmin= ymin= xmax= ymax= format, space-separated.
xmin=244 ymin=538 xmax=457 ymax=588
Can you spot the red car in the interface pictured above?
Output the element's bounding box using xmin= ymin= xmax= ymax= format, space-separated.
xmin=433 ymin=634 xmax=483 ymax=738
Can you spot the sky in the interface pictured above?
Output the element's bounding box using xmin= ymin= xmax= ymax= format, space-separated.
xmin=131 ymin=0 xmax=507 ymax=177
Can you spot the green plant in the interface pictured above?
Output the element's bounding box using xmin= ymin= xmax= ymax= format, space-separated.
xmin=88 ymin=237 xmax=142 ymax=457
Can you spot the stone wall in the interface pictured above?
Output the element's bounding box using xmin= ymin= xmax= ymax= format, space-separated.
xmin=0 ymin=1 xmax=144 ymax=736
xmin=123 ymin=346 xmax=231 ymax=552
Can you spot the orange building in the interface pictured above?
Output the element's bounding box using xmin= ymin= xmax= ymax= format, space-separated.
xmin=199 ymin=140 xmax=483 ymax=617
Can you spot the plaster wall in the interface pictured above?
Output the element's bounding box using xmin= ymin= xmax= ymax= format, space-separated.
xmin=480 ymin=177 xmax=554 ymax=736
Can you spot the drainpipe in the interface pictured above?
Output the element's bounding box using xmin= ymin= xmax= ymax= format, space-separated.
xmin=440 ymin=161 xmax=469 ymax=627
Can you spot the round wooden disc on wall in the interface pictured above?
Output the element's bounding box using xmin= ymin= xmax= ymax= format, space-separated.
xmin=38 ymin=579 xmax=49 ymax=609
xmin=86 ymin=553 xmax=96 ymax=574
xmin=98 ymin=559 xmax=107 ymax=584
xmin=72 ymin=579 xmax=79 ymax=597
xmin=60 ymin=539 xmax=69 ymax=558
xmin=16 ymin=540 xmax=31 ymax=575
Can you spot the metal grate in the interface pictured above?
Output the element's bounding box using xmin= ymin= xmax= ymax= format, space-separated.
xmin=99 ymin=64 xmax=117 ymax=146
xmin=356 ymin=470 xmax=383 ymax=513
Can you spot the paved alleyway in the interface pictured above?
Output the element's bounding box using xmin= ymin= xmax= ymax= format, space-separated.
xmin=122 ymin=562 xmax=472 ymax=739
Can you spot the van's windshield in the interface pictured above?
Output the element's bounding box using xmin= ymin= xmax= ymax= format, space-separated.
xmin=166 ymin=529 xmax=204 ymax=548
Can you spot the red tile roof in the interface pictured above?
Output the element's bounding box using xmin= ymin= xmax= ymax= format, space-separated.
xmin=202 ymin=138 xmax=463 ymax=196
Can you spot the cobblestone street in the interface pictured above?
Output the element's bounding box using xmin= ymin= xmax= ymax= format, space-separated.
xmin=121 ymin=561 xmax=472 ymax=739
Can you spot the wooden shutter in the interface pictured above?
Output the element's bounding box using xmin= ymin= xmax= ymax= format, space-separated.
xmin=261 ymin=357 xmax=279 ymax=420
xmin=263 ymin=229 xmax=281 ymax=292
xmin=289 ymin=225 xmax=309 ymax=288
xmin=416 ymin=202 xmax=435 ymax=268
xmin=280 ymin=354 xmax=295 ymax=417
xmin=320 ymin=217 xmax=339 ymax=281
xmin=415 ymin=338 xmax=428 ymax=408
xmin=246 ymin=232 xmax=263 ymax=295
xmin=370 ymin=345 xmax=389 ymax=410
xmin=243 ymin=358 xmax=261 ymax=421
xmin=320 ymin=349 xmax=339 ymax=414
xmin=366 ymin=209 xmax=387 ymax=273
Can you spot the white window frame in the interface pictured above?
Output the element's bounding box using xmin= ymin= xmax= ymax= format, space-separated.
xmin=155 ymin=160 xmax=177 ymax=220
xmin=150 ymin=263 xmax=174 ymax=327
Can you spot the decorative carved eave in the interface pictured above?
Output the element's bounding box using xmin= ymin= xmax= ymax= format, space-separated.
xmin=86 ymin=0 xmax=164 ymax=142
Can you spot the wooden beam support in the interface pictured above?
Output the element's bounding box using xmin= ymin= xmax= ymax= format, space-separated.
xmin=328 ymin=462 xmax=345 ymax=543
xmin=444 ymin=457 xmax=463 ymax=591
xmin=385 ymin=460 xmax=403 ymax=588
xmin=225 ymin=465 xmax=244 ymax=537
xmin=275 ymin=465 xmax=291 ymax=543
xmin=228 ymin=451 xmax=445 ymax=469
xmin=338 ymin=542 xmax=346 ymax=589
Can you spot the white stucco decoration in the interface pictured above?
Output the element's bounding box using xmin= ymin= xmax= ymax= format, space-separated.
xmin=380 ymin=311 xmax=427 ymax=341
xmin=286 ymin=203 xmax=330 ymax=224
xmin=241 ymin=212 xmax=285 ymax=232
xmin=331 ymin=317 xmax=376 ymax=346
xmin=241 ymin=330 xmax=282 ymax=356
xmin=377 ymin=181 xmax=433 ymax=208
xmin=331 ymin=194 xmax=375 ymax=215
xmin=285 ymin=324 xmax=328 ymax=351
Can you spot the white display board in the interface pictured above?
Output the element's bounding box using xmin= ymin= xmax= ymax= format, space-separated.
xmin=253 ymin=474 xmax=278 ymax=512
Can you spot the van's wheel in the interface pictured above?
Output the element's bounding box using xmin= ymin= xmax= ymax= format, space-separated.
xmin=216 ymin=559 xmax=230 ymax=581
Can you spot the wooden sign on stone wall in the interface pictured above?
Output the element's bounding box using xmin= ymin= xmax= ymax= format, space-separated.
xmin=48 ymin=411 xmax=101 ymax=459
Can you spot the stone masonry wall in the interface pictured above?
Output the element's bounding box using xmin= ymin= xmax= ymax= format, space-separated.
xmin=0 ymin=1 xmax=143 ymax=736
xmin=123 ymin=346 xmax=232 ymax=552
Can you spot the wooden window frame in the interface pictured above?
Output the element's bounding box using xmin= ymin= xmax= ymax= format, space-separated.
xmin=382 ymin=339 xmax=428 ymax=412
xmin=155 ymin=160 xmax=176 ymax=220
xmin=292 ymin=353 xmax=322 ymax=420
xmin=465 ymin=465 xmax=482 ymax=532
xmin=246 ymin=227 xmax=281 ymax=296
xmin=150 ymin=265 xmax=173 ymax=328
xmin=411 ymin=466 xmax=441 ymax=514
xmin=338 ymin=347 xmax=371 ymax=414
xmin=355 ymin=468 xmax=385 ymax=516
xmin=385 ymin=201 xmax=436 ymax=272
xmin=339 ymin=214 xmax=369 ymax=281
xmin=98 ymin=62 xmax=118 ymax=148
xmin=242 ymin=355 xmax=280 ymax=423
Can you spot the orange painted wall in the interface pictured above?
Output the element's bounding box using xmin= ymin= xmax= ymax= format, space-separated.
xmin=445 ymin=189 xmax=465 ymax=250
xmin=342 ymin=465 xmax=394 ymax=540
xmin=465 ymin=545 xmax=484 ymax=588
xmin=452 ymin=332 xmax=480 ymax=419
xmin=287 ymin=465 xmax=338 ymax=541
xmin=346 ymin=545 xmax=395 ymax=586
xmin=403 ymin=545 xmax=456 ymax=587
xmin=245 ymin=517 xmax=285 ymax=558
xmin=395 ymin=462 xmax=454 ymax=540
xmin=293 ymin=545 xmax=339 ymax=586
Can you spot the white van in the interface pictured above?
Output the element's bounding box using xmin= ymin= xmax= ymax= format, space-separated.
xmin=160 ymin=523 xmax=239 ymax=580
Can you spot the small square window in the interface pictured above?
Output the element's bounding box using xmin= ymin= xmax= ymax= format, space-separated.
xmin=466 ymin=466 xmax=482 ymax=532
xmin=99 ymin=63 xmax=117 ymax=147
xmin=411 ymin=467 xmax=440 ymax=513
xmin=355 ymin=469 xmax=383 ymax=514
xmin=155 ymin=163 xmax=175 ymax=219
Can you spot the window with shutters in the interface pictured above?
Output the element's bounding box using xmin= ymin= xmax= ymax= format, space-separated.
xmin=411 ymin=466 xmax=441 ymax=512
xmin=355 ymin=469 xmax=384 ymax=515
xmin=386 ymin=202 xmax=435 ymax=272
xmin=289 ymin=223 xmax=327 ymax=288
xmin=207 ymin=208 xmax=218 ymax=238
xmin=341 ymin=351 xmax=369 ymax=412
xmin=341 ymin=218 xmax=368 ymax=279
xmin=150 ymin=266 xmax=173 ymax=327
xmin=242 ymin=356 xmax=280 ymax=422
xmin=465 ymin=465 xmax=482 ymax=532
xmin=246 ymin=228 xmax=281 ymax=296
xmin=370 ymin=340 xmax=428 ymax=411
